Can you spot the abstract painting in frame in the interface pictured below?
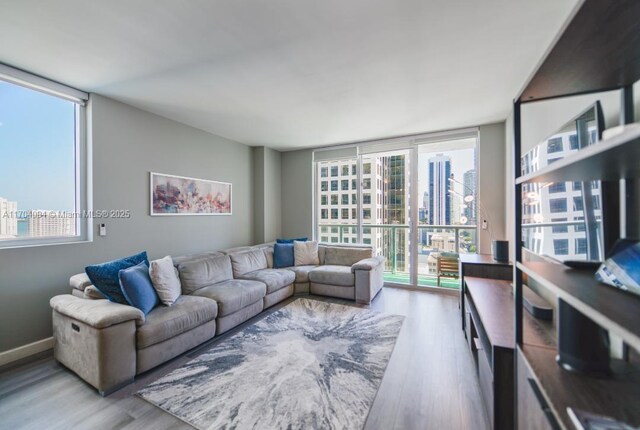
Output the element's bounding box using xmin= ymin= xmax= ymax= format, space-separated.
xmin=150 ymin=172 xmax=232 ymax=216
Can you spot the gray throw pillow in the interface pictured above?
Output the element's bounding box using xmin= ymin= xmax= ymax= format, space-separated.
xmin=149 ymin=256 xmax=181 ymax=306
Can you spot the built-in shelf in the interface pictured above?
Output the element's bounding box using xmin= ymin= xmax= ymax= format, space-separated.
xmin=516 ymin=1 xmax=640 ymax=103
xmin=517 ymin=260 xmax=640 ymax=351
xmin=516 ymin=123 xmax=640 ymax=184
xmin=519 ymin=344 xmax=640 ymax=429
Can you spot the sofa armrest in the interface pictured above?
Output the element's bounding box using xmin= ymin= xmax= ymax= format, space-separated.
xmin=50 ymin=295 xmax=145 ymax=329
xmin=351 ymin=255 xmax=385 ymax=273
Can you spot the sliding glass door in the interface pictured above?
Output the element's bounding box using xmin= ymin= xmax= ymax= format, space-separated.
xmin=314 ymin=134 xmax=478 ymax=289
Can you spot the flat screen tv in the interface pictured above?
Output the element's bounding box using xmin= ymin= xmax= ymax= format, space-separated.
xmin=521 ymin=102 xmax=605 ymax=262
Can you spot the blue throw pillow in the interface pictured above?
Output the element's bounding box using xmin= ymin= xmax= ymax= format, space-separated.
xmin=118 ymin=262 xmax=159 ymax=315
xmin=85 ymin=251 xmax=149 ymax=304
xmin=276 ymin=237 xmax=308 ymax=244
xmin=273 ymin=243 xmax=294 ymax=268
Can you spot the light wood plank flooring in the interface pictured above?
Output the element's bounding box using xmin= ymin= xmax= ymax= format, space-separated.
xmin=0 ymin=287 xmax=489 ymax=430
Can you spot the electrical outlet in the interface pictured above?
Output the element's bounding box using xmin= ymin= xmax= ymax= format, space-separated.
xmin=482 ymin=219 xmax=488 ymax=230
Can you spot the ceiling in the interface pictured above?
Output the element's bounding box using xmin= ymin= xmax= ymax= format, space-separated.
xmin=0 ymin=0 xmax=578 ymax=151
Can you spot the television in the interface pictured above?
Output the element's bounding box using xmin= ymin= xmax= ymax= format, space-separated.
xmin=521 ymin=102 xmax=605 ymax=262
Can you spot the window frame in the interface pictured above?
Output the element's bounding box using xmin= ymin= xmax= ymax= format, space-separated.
xmin=0 ymin=68 xmax=91 ymax=249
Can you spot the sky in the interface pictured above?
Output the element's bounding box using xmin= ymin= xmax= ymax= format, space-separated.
xmin=0 ymin=81 xmax=76 ymax=212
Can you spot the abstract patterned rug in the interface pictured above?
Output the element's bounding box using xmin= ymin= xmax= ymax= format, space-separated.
xmin=138 ymin=298 xmax=404 ymax=430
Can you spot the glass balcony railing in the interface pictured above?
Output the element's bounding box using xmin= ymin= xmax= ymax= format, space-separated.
xmin=317 ymin=223 xmax=478 ymax=289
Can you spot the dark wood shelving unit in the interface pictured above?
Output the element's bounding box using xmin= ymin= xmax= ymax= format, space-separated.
xmin=515 ymin=124 xmax=640 ymax=185
xmin=518 ymin=261 xmax=640 ymax=351
xmin=513 ymin=0 xmax=640 ymax=428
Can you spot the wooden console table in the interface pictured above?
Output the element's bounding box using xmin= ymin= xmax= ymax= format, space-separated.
xmin=459 ymin=254 xmax=512 ymax=332
xmin=465 ymin=277 xmax=515 ymax=430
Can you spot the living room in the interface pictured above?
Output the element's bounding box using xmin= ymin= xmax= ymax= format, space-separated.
xmin=1 ymin=1 xmax=640 ymax=429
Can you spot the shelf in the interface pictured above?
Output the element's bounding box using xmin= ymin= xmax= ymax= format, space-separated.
xmin=519 ymin=344 xmax=640 ymax=429
xmin=516 ymin=123 xmax=640 ymax=184
xmin=517 ymin=260 xmax=640 ymax=351
xmin=516 ymin=0 xmax=640 ymax=103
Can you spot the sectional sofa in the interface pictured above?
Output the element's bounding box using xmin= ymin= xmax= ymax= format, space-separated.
xmin=49 ymin=242 xmax=385 ymax=394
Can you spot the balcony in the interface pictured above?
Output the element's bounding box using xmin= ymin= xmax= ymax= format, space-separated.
xmin=317 ymin=223 xmax=478 ymax=289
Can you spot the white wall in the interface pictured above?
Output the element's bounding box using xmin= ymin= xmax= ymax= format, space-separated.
xmin=0 ymin=94 xmax=254 ymax=353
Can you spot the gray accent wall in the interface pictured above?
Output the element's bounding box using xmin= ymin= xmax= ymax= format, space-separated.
xmin=0 ymin=94 xmax=254 ymax=353
xmin=252 ymin=146 xmax=282 ymax=243
xmin=281 ymin=149 xmax=314 ymax=239
xmin=478 ymin=122 xmax=507 ymax=254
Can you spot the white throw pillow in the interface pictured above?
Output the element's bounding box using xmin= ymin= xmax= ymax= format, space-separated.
xmin=294 ymin=240 xmax=319 ymax=266
xmin=149 ymin=256 xmax=181 ymax=306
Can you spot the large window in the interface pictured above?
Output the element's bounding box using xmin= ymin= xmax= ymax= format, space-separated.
xmin=314 ymin=131 xmax=478 ymax=290
xmin=0 ymin=67 xmax=89 ymax=248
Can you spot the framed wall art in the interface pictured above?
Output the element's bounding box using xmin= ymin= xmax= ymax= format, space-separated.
xmin=150 ymin=172 xmax=232 ymax=216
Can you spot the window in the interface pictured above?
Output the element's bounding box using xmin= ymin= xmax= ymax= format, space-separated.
xmin=320 ymin=167 xmax=328 ymax=177
xmin=321 ymin=181 xmax=328 ymax=192
xmin=321 ymin=209 xmax=328 ymax=219
xmin=342 ymin=165 xmax=349 ymax=176
xmin=548 ymin=182 xmax=566 ymax=193
xmin=363 ymin=193 xmax=371 ymax=204
xmin=553 ymin=239 xmax=569 ymax=255
xmin=351 ymin=194 xmax=357 ymax=204
xmin=572 ymin=181 xmax=582 ymax=191
xmin=331 ymin=195 xmax=338 ymax=205
xmin=341 ymin=194 xmax=348 ymax=205
xmin=551 ymin=218 xmax=568 ymax=233
xmin=573 ymin=196 xmax=584 ymax=211
xmin=363 ymin=208 xmax=371 ymax=219
xmin=331 ymin=237 xmax=338 ymax=243
xmin=574 ymin=216 xmax=585 ymax=232
xmin=331 ymin=180 xmax=338 ymax=191
xmin=341 ymin=180 xmax=349 ymax=191
xmin=352 ymin=208 xmax=356 ymax=219
xmin=351 ymin=164 xmax=356 ymax=175
xmin=592 ymin=195 xmax=601 ymax=210
xmin=321 ymin=195 xmax=327 ymax=205
xmin=321 ymin=236 xmax=328 ymax=242
xmin=0 ymin=70 xmax=89 ymax=248
xmin=547 ymin=137 xmax=563 ymax=153
xmin=363 ymin=178 xmax=371 ymax=190
xmin=351 ymin=179 xmax=357 ymax=189
xmin=569 ymin=134 xmax=579 ymax=150
xmin=331 ymin=209 xmax=338 ymax=219
xmin=331 ymin=166 xmax=338 ymax=177
xmin=575 ymin=238 xmax=587 ymax=254
xmin=341 ymin=209 xmax=349 ymax=219
xmin=549 ymin=198 xmax=567 ymax=213
xmin=363 ymin=163 xmax=371 ymax=174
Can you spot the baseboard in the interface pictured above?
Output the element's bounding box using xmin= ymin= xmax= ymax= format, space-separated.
xmin=0 ymin=337 xmax=54 ymax=367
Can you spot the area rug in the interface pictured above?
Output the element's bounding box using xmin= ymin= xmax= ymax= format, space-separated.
xmin=137 ymin=298 xmax=404 ymax=430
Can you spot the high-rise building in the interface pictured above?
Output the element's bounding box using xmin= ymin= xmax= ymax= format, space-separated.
xmin=428 ymin=154 xmax=452 ymax=225
xmin=0 ymin=197 xmax=18 ymax=238
xmin=463 ymin=169 xmax=476 ymax=223
xmin=28 ymin=210 xmax=74 ymax=237
xmin=381 ymin=155 xmax=411 ymax=272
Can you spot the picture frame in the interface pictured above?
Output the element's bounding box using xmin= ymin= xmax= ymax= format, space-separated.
xmin=150 ymin=172 xmax=232 ymax=216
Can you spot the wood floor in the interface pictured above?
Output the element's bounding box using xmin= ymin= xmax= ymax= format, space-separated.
xmin=0 ymin=288 xmax=489 ymax=430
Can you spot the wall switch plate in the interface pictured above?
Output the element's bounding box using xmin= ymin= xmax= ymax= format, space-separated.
xmin=482 ymin=219 xmax=488 ymax=230
xmin=99 ymin=224 xmax=107 ymax=237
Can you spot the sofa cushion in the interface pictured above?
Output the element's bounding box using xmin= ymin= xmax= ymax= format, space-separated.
xmin=294 ymin=240 xmax=319 ymax=266
xmin=238 ymin=269 xmax=295 ymax=294
xmin=136 ymin=295 xmax=218 ymax=349
xmin=273 ymin=243 xmax=294 ymax=268
xmin=149 ymin=256 xmax=182 ymax=306
xmin=229 ymin=249 xmax=268 ymax=277
xmin=191 ymin=279 xmax=266 ymax=317
xmin=178 ymin=255 xmax=233 ymax=295
xmin=119 ymin=262 xmax=159 ymax=315
xmin=276 ymin=237 xmax=308 ymax=243
xmin=264 ymin=248 xmax=274 ymax=268
xmin=308 ymin=265 xmax=355 ymax=287
xmin=69 ymin=273 xmax=92 ymax=291
xmin=85 ymin=251 xmax=149 ymax=304
xmin=171 ymin=251 xmax=223 ymax=267
xmin=286 ymin=265 xmax=317 ymax=283
xmin=323 ymin=246 xmax=372 ymax=267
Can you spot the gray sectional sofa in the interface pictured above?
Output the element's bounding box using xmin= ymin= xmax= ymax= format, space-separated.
xmin=50 ymin=243 xmax=385 ymax=394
